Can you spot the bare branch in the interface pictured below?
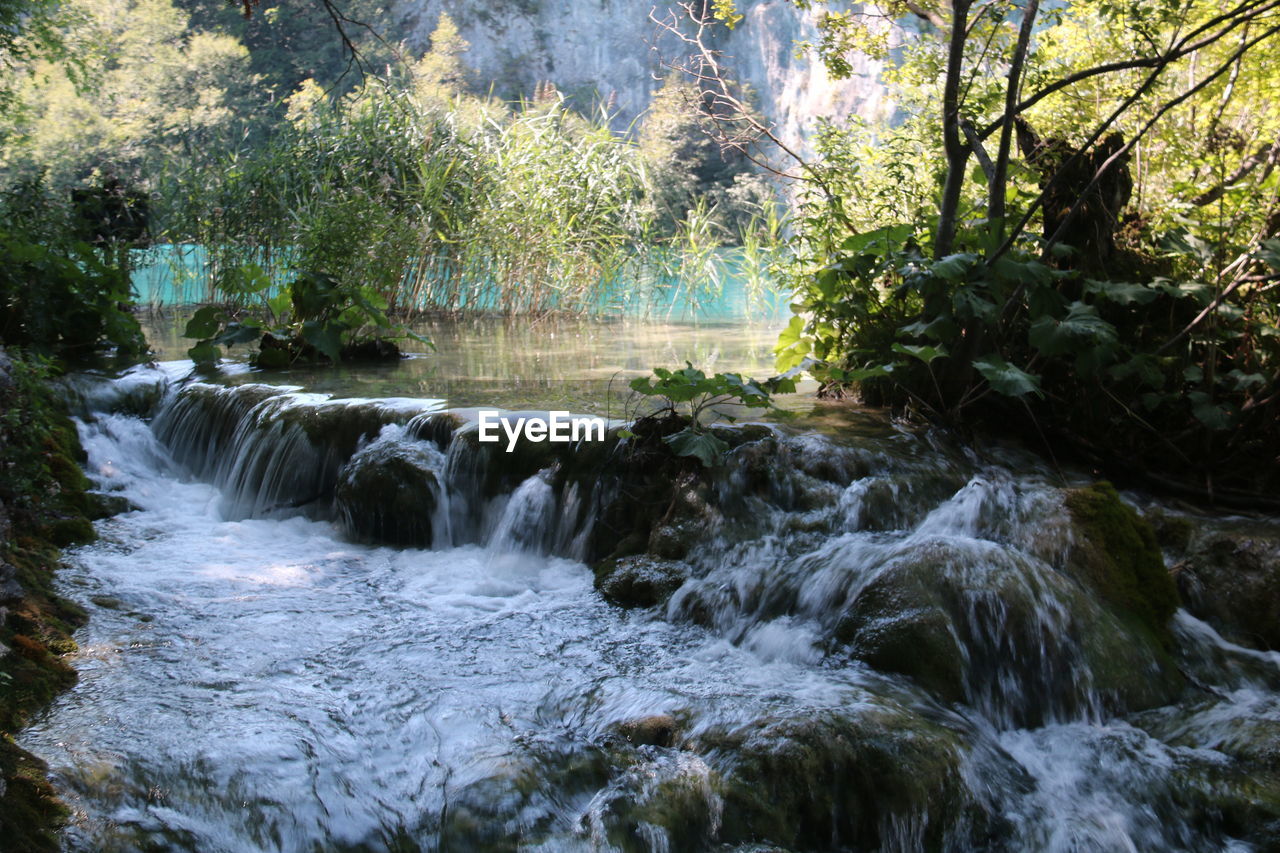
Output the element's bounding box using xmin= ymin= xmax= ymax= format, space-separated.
xmin=990 ymin=0 xmax=1039 ymax=233
xmin=647 ymin=2 xmax=814 ymax=185
xmin=1192 ymin=140 xmax=1280 ymax=206
xmin=977 ymin=0 xmax=1280 ymax=141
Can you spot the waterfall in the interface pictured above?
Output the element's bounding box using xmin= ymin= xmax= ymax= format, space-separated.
xmin=22 ymin=366 xmax=1280 ymax=852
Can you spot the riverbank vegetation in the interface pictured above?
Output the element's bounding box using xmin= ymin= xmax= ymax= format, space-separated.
xmin=686 ymin=0 xmax=1280 ymax=506
xmin=0 ymin=351 xmax=99 ymax=851
xmin=1 ymin=1 xmax=784 ymax=326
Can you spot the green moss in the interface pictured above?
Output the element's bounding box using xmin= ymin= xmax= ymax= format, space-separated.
xmin=0 ymin=349 xmax=95 ymax=844
xmin=1064 ymin=481 xmax=1180 ymax=645
xmin=42 ymin=516 xmax=96 ymax=547
xmin=0 ymin=735 xmax=65 ymax=853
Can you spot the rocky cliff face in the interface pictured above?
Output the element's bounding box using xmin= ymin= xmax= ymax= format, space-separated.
xmin=392 ymin=0 xmax=892 ymax=150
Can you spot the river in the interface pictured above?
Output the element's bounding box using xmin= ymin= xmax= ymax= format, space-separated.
xmin=18 ymin=316 xmax=1280 ymax=851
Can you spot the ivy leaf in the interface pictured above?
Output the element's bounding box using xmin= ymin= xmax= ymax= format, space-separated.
xmin=973 ymin=354 xmax=1042 ymax=397
xmin=664 ymin=428 xmax=730 ymax=468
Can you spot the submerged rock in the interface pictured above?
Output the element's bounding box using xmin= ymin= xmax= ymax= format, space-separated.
xmin=613 ymin=714 xmax=680 ymax=747
xmin=688 ymin=705 xmax=1004 ymax=851
xmin=833 ymin=533 xmax=1183 ymax=725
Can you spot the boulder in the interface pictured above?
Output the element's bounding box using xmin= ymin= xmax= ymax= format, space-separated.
xmin=595 ymin=556 xmax=690 ymax=608
xmin=1063 ymin=482 xmax=1180 ymax=646
xmin=1173 ymin=529 xmax=1280 ymax=651
xmin=335 ymin=438 xmax=443 ymax=548
xmin=833 ymin=535 xmax=1183 ymax=725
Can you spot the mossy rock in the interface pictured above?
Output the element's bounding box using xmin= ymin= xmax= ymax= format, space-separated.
xmin=84 ymin=491 xmax=137 ymax=520
xmin=1174 ymin=527 xmax=1280 ymax=651
xmin=692 ymin=705 xmax=1006 ymax=851
xmin=833 ymin=537 xmax=1182 ymax=723
xmin=1064 ymin=481 xmax=1179 ymax=646
xmin=334 ymin=439 xmax=442 ymax=548
xmin=41 ymin=516 xmax=96 ymax=547
xmin=0 ymin=735 xmax=65 ymax=853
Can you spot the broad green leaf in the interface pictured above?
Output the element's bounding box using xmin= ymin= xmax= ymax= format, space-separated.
xmin=774 ymin=316 xmax=805 ymax=351
xmin=211 ymin=321 xmax=262 ymax=347
xmin=1192 ymin=400 xmax=1233 ymax=430
xmin=663 ymin=428 xmax=730 ymax=468
xmin=183 ymin=305 xmax=223 ymax=340
xmin=953 ymin=285 xmax=998 ymax=322
xmin=1084 ymin=279 xmax=1159 ymax=306
xmin=892 ymin=342 xmax=948 ymax=364
xmin=899 ymin=315 xmax=959 ymax=342
xmin=300 ymin=319 xmax=343 ymax=362
xmin=839 ymin=224 xmax=912 ymax=256
xmin=255 ymin=347 xmax=290 ymax=369
xmin=1028 ymin=301 xmax=1117 ymax=357
xmin=932 ymin=252 xmax=978 ymax=282
xmin=187 ymin=341 xmax=221 ymax=365
xmin=973 ymin=354 xmax=1042 ymax=397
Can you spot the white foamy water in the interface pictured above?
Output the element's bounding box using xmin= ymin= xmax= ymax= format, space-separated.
xmin=23 ymin=411 xmax=879 ymax=851
xmin=19 ymin=369 xmax=1280 ymax=852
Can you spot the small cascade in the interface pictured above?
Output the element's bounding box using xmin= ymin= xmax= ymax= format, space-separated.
xmin=152 ymin=383 xmax=442 ymax=519
xmin=24 ymin=364 xmax=1280 ymax=852
xmin=487 ymin=469 xmax=559 ymax=554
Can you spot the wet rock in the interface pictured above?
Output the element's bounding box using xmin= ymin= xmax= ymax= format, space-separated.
xmin=833 ymin=537 xmax=1183 ymax=724
xmin=450 ymin=417 xmax=565 ymax=499
xmin=84 ymin=492 xmax=136 ymax=520
xmin=339 ymin=337 xmax=402 ymax=362
xmin=1063 ymin=481 xmax=1179 ymax=646
xmin=595 ymin=556 xmax=690 ymax=608
xmin=0 ymin=348 xmax=13 ymax=394
xmin=41 ymin=516 xmax=96 ymax=547
xmin=335 ymin=438 xmax=442 ymax=548
xmin=0 ymin=561 xmax=22 ymax=602
xmin=407 ymin=411 xmax=467 ymax=450
xmin=613 ymin=714 xmax=680 ymax=747
xmin=1174 ymin=529 xmax=1280 ymax=651
xmin=692 ymin=705 xmax=1006 ymax=851
xmin=1135 ymin=697 xmax=1280 ymax=771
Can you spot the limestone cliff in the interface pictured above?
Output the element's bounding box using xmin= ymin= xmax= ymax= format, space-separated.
xmin=392 ymin=0 xmax=892 ymax=151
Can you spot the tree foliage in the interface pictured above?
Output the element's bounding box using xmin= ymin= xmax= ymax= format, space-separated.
xmin=726 ymin=0 xmax=1280 ymax=502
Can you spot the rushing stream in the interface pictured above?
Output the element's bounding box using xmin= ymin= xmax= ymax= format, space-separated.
xmin=18 ymin=319 xmax=1280 ymax=851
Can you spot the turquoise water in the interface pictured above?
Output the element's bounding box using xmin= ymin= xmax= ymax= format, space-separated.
xmin=129 ymin=245 xmax=791 ymax=323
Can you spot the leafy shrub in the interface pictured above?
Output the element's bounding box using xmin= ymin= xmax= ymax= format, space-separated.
xmin=0 ymin=179 xmax=145 ymax=357
xmin=183 ymin=268 xmax=429 ymax=366
xmin=627 ymin=363 xmax=795 ymax=466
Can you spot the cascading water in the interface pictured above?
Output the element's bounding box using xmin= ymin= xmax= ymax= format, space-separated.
xmin=18 ymin=365 xmax=1280 ymax=851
